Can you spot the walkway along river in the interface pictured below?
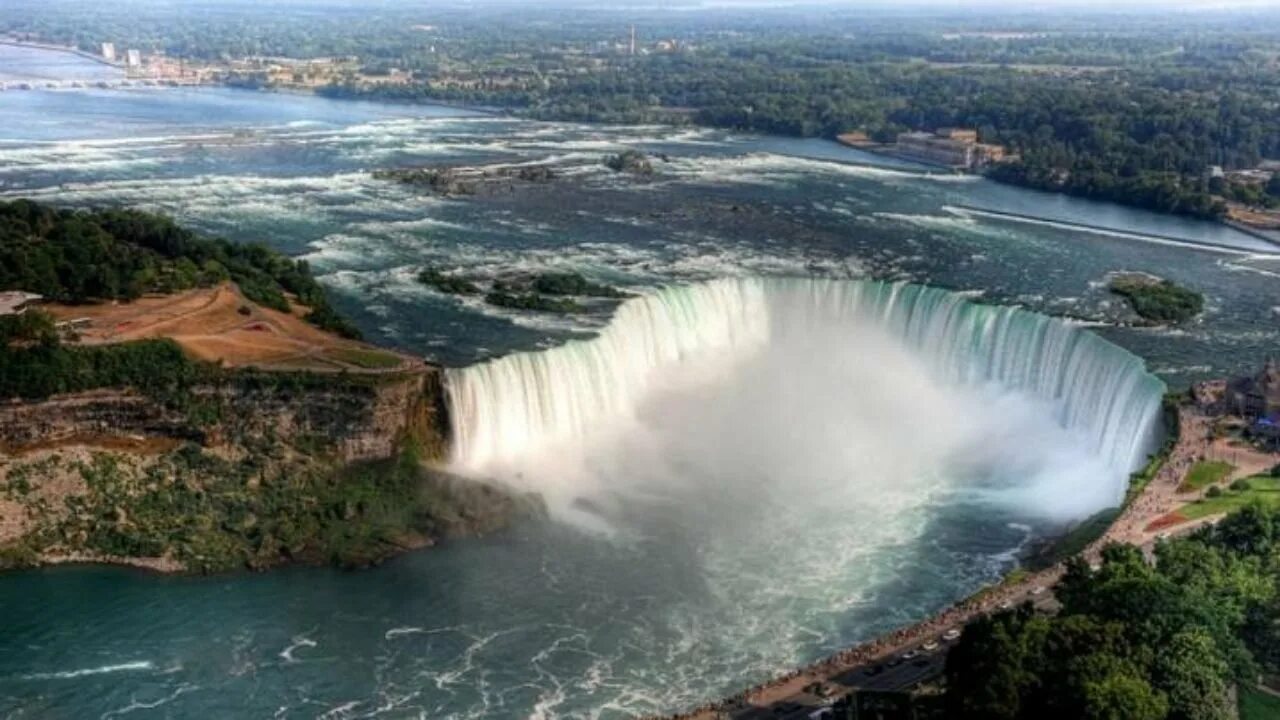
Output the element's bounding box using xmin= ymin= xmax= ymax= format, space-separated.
xmin=652 ymin=403 xmax=1239 ymax=720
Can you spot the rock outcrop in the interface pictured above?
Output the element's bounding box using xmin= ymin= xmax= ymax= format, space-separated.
xmin=0 ymin=365 xmax=537 ymax=574
xmin=0 ymin=366 xmax=450 ymax=464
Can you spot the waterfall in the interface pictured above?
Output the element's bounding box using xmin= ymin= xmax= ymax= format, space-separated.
xmin=446 ymin=278 xmax=1166 ymax=498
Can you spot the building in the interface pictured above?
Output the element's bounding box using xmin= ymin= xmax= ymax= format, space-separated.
xmin=0 ymin=291 xmax=43 ymax=317
xmin=1229 ymin=358 xmax=1280 ymax=419
xmin=893 ymin=129 xmax=1006 ymax=170
xmin=936 ymin=127 xmax=979 ymax=143
xmin=126 ymin=49 xmax=143 ymax=68
xmin=101 ymin=42 xmax=116 ymax=62
xmin=1225 ymin=358 xmax=1280 ymax=448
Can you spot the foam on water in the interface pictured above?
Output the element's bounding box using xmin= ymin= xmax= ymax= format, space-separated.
xmin=21 ymin=661 xmax=154 ymax=681
xmin=448 ymin=278 xmax=1165 ymax=516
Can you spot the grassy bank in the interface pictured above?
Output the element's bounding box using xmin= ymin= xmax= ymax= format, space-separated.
xmin=1182 ymin=476 xmax=1280 ymax=520
xmin=1240 ymin=687 xmax=1280 ymax=720
xmin=1179 ymin=459 xmax=1234 ymax=492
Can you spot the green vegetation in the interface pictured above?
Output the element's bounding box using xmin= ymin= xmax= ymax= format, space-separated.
xmin=7 ymin=4 xmax=1279 ymax=218
xmin=532 ymin=272 xmax=628 ymax=299
xmin=1109 ymin=276 xmax=1205 ymax=325
xmin=945 ymin=504 xmax=1280 ymax=720
xmin=485 ymin=290 xmax=583 ymax=314
xmin=1180 ymin=460 xmax=1235 ymax=492
xmin=602 ymin=149 xmax=654 ymax=175
xmin=418 ymin=267 xmax=626 ymax=312
xmin=1240 ymin=687 xmax=1280 ymax=720
xmin=1028 ymin=508 xmax=1119 ymax=571
xmin=1182 ymin=476 xmax=1280 ymax=520
xmin=1126 ymin=396 xmax=1180 ymax=505
xmin=1 ymin=439 xmax=524 ymax=573
xmin=0 ymin=199 xmax=359 ymax=339
xmin=0 ymin=310 xmax=205 ymax=401
xmin=417 ymin=266 xmax=482 ymax=295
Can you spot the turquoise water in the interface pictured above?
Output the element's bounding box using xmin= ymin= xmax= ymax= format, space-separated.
xmin=0 ymin=84 xmax=1277 ymax=719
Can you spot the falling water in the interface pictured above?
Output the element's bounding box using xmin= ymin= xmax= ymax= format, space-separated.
xmin=446 ymin=277 xmax=1165 ymax=502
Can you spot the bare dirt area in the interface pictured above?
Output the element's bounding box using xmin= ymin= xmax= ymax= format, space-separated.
xmin=44 ymin=283 xmax=419 ymax=373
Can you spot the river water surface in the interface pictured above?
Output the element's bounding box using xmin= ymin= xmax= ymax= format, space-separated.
xmin=0 ymin=83 xmax=1278 ymax=719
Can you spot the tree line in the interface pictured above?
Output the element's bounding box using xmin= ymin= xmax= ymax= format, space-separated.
xmin=0 ymin=199 xmax=359 ymax=338
xmin=944 ymin=504 xmax=1280 ymax=719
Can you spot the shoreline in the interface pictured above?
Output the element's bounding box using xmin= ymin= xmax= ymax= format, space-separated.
xmin=0 ymin=37 xmax=123 ymax=70
xmin=951 ymin=204 xmax=1280 ymax=255
xmin=650 ymin=403 xmax=1205 ymax=720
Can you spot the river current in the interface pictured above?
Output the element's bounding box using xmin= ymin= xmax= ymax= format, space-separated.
xmin=1 ymin=80 xmax=1278 ymax=719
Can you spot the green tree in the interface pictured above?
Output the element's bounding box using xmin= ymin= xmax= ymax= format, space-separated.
xmin=1154 ymin=630 xmax=1233 ymax=720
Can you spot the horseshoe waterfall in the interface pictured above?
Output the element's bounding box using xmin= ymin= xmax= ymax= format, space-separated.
xmin=444 ymin=278 xmax=1166 ymax=506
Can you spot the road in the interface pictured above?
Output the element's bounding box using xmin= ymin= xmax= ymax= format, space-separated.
xmin=716 ymin=586 xmax=1059 ymax=720
xmin=654 ymin=405 xmax=1271 ymax=720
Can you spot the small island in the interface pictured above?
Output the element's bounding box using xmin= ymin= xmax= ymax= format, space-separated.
xmin=603 ymin=149 xmax=656 ymax=175
xmin=1108 ymin=274 xmax=1204 ymax=325
xmin=417 ymin=267 xmax=629 ymax=315
xmin=373 ymin=163 xmax=558 ymax=197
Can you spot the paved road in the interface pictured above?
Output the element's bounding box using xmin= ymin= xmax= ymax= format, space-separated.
xmin=723 ymin=586 xmax=1060 ymax=720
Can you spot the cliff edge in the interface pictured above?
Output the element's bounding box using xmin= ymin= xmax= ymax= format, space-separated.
xmin=0 ymin=200 xmax=531 ymax=573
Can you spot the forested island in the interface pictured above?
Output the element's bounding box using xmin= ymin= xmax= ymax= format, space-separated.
xmin=1108 ymin=274 xmax=1205 ymax=326
xmin=417 ymin=266 xmax=629 ymax=315
xmin=9 ymin=1 xmax=1279 ymax=220
xmin=0 ymin=200 xmax=529 ymax=573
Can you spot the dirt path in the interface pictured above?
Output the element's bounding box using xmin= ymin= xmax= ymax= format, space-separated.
xmin=46 ymin=283 xmax=421 ymax=374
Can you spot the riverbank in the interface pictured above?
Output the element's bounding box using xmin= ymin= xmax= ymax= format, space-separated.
xmin=949 ymin=204 xmax=1280 ymax=255
xmin=0 ymin=37 xmax=121 ymax=69
xmin=654 ymin=402 xmax=1210 ymax=720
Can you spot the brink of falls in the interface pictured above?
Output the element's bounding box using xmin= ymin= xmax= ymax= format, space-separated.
xmin=446 ymin=278 xmax=1165 ymax=512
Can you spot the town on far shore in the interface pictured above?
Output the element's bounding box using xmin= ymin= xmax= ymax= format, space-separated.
xmin=3 ymin=25 xmax=1279 ymax=239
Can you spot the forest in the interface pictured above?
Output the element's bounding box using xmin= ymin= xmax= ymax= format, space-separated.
xmin=944 ymin=504 xmax=1280 ymax=720
xmin=5 ymin=2 xmax=1280 ymax=218
xmin=0 ymin=199 xmax=358 ymax=338
xmin=0 ymin=199 xmax=360 ymax=399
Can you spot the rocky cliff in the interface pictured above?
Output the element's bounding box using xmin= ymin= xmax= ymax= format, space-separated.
xmin=0 ymin=366 xmax=534 ymax=573
xmin=0 ymin=366 xmax=449 ymax=462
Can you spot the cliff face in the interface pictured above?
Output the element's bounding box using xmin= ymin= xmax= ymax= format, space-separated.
xmin=0 ymin=366 xmax=533 ymax=574
xmin=0 ymin=366 xmax=450 ymax=464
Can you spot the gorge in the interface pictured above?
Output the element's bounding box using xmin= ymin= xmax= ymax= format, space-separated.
xmin=1 ymin=86 xmax=1276 ymax=720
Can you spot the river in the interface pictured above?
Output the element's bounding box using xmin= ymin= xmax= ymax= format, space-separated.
xmin=0 ymin=83 xmax=1277 ymax=719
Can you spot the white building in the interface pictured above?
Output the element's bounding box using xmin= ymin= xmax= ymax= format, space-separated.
xmin=101 ymin=42 xmax=116 ymax=62
xmin=126 ymin=49 xmax=143 ymax=68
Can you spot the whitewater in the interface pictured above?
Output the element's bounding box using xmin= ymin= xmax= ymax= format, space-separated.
xmin=11 ymin=86 xmax=1269 ymax=720
xmin=447 ymin=277 xmax=1165 ymax=522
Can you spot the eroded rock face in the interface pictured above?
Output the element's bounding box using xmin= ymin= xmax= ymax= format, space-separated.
xmin=0 ymin=365 xmax=518 ymax=574
xmin=0 ymin=366 xmax=451 ymax=464
xmin=0 ymin=390 xmax=197 ymax=450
